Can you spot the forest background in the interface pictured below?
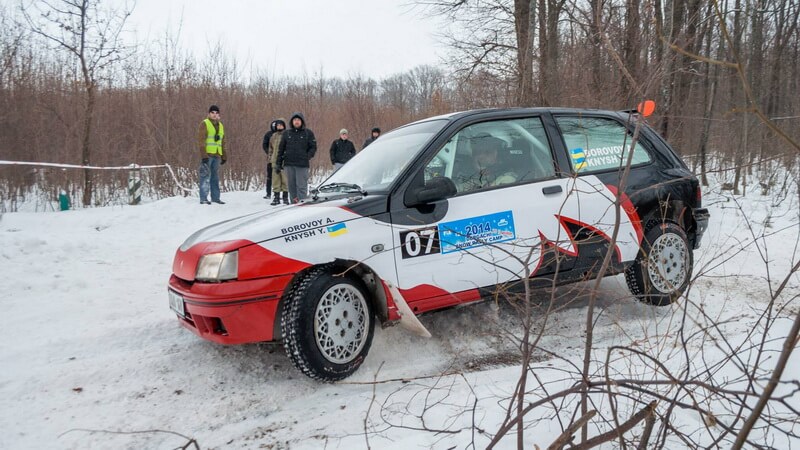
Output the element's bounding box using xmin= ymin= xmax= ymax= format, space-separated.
xmin=0 ymin=0 xmax=798 ymax=209
xmin=1 ymin=2 xmax=799 ymax=448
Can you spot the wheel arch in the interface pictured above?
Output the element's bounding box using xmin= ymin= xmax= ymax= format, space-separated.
xmin=271 ymin=259 xmax=391 ymax=340
xmin=637 ymin=197 xmax=693 ymax=236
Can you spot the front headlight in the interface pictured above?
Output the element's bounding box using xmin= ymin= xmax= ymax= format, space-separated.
xmin=196 ymin=251 xmax=238 ymax=282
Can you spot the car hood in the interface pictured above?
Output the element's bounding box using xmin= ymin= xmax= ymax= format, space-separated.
xmin=179 ymin=195 xmax=387 ymax=251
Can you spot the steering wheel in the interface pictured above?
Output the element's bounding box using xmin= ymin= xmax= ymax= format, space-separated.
xmin=494 ymin=172 xmax=518 ymax=186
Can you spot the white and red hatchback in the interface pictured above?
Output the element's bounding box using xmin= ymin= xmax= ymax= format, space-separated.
xmin=169 ymin=107 xmax=709 ymax=381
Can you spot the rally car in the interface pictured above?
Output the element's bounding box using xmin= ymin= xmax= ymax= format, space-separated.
xmin=168 ymin=104 xmax=709 ymax=381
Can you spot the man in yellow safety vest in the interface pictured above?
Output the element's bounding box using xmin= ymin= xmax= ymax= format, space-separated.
xmin=198 ymin=105 xmax=227 ymax=204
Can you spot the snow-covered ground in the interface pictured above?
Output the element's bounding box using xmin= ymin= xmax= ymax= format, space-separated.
xmin=1 ymin=183 xmax=798 ymax=449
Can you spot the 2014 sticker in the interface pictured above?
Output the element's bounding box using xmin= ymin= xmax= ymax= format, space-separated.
xmin=438 ymin=211 xmax=516 ymax=254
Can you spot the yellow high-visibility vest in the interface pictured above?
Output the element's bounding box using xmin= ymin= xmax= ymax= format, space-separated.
xmin=203 ymin=119 xmax=224 ymax=156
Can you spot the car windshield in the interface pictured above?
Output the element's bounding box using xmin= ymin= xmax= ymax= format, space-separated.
xmin=317 ymin=119 xmax=448 ymax=193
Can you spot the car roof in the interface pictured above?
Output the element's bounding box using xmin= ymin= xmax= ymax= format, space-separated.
xmin=451 ymin=107 xmax=632 ymax=119
xmin=407 ymin=107 xmax=632 ymax=124
xmin=395 ymin=107 xmax=636 ymax=136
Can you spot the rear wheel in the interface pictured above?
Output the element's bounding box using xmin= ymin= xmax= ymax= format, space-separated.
xmin=281 ymin=267 xmax=375 ymax=381
xmin=625 ymin=221 xmax=692 ymax=306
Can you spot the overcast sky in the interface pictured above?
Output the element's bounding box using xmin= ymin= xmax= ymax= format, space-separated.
xmin=124 ymin=0 xmax=446 ymax=79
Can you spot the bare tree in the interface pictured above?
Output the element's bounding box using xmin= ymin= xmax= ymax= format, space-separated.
xmin=2 ymin=0 xmax=798 ymax=214
xmin=22 ymin=0 xmax=132 ymax=206
xmin=0 ymin=5 xmax=25 ymax=88
xmin=417 ymin=0 xmax=543 ymax=106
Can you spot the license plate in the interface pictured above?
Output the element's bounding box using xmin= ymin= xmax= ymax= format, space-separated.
xmin=168 ymin=290 xmax=186 ymax=318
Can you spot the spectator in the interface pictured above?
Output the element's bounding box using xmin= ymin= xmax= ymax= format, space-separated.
xmin=277 ymin=112 xmax=317 ymax=203
xmin=362 ymin=127 xmax=381 ymax=149
xmin=198 ymin=105 xmax=227 ymax=204
xmin=330 ymin=128 xmax=356 ymax=171
xmin=261 ymin=120 xmax=277 ymax=199
xmin=269 ymin=118 xmax=290 ymax=205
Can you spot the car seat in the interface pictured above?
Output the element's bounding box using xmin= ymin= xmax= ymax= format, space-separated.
xmin=450 ymin=134 xmax=475 ymax=192
xmin=499 ymin=136 xmax=537 ymax=181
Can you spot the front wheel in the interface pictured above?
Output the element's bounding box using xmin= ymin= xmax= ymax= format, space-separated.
xmin=625 ymin=221 xmax=693 ymax=306
xmin=281 ymin=267 xmax=375 ymax=381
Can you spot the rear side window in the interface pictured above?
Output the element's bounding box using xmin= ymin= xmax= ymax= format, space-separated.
xmin=556 ymin=116 xmax=652 ymax=173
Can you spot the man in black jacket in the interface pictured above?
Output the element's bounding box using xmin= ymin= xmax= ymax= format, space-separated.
xmin=363 ymin=127 xmax=380 ymax=149
xmin=261 ymin=120 xmax=277 ymax=199
xmin=330 ymin=128 xmax=356 ymax=171
xmin=277 ymin=112 xmax=317 ymax=202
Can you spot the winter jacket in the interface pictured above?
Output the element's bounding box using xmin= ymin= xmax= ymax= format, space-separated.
xmin=330 ymin=138 xmax=356 ymax=164
xmin=262 ymin=121 xmax=276 ymax=157
xmin=277 ymin=112 xmax=317 ymax=169
xmin=362 ymin=136 xmax=377 ymax=149
xmin=263 ymin=119 xmax=285 ymax=160
xmin=269 ymin=129 xmax=284 ymax=166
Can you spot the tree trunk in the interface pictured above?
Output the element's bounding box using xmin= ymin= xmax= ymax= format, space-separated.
xmin=514 ymin=0 xmax=535 ymax=105
xmin=536 ymin=0 xmax=563 ymax=106
xmin=749 ymin=0 xmax=766 ymax=166
xmin=623 ymin=0 xmax=641 ymax=101
xmin=697 ymin=3 xmax=719 ymax=187
xmin=664 ymin=0 xmax=688 ymax=144
xmin=537 ymin=0 xmax=548 ymax=105
xmin=730 ymin=0 xmax=744 ymax=194
xmin=589 ymin=0 xmax=603 ymax=99
xmin=82 ymin=83 xmax=95 ymax=207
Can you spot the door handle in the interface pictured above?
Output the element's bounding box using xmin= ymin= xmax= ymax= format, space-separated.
xmin=542 ymin=185 xmax=563 ymax=195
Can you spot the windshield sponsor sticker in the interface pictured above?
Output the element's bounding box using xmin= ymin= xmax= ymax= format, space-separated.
xmin=438 ymin=211 xmax=516 ymax=254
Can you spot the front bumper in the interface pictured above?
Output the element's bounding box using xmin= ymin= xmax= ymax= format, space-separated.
xmin=692 ymin=207 xmax=710 ymax=249
xmin=168 ymin=274 xmax=293 ymax=344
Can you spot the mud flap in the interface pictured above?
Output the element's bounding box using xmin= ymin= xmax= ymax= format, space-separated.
xmin=385 ymin=282 xmax=432 ymax=338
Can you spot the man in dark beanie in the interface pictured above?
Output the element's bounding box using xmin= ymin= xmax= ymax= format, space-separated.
xmin=362 ymin=127 xmax=380 ymax=149
xmin=277 ymin=112 xmax=317 ymax=203
xmin=330 ymin=128 xmax=356 ymax=171
xmin=198 ymin=105 xmax=227 ymax=204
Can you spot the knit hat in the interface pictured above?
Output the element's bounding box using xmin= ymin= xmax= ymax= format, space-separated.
xmin=339 ymin=128 xmax=348 ymax=135
xmin=209 ymin=105 xmax=220 ymax=113
xmin=371 ymin=127 xmax=381 ymax=133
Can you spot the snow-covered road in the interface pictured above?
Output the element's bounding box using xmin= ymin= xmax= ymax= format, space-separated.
xmin=1 ymin=188 xmax=798 ymax=449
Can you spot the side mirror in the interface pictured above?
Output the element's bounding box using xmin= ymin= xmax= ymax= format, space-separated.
xmin=406 ymin=176 xmax=457 ymax=206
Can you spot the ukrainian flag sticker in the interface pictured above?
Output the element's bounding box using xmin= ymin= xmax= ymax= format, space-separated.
xmin=327 ymin=222 xmax=348 ymax=237
xmin=570 ymin=148 xmax=587 ymax=171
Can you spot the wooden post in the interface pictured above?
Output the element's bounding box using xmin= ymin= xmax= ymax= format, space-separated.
xmin=128 ymin=164 xmax=142 ymax=205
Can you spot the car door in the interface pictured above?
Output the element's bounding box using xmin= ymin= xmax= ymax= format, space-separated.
xmin=552 ymin=114 xmax=651 ymax=269
xmin=389 ymin=115 xmax=584 ymax=310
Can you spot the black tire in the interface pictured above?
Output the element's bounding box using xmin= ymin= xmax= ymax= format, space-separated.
xmin=625 ymin=221 xmax=693 ymax=306
xmin=281 ymin=267 xmax=375 ymax=382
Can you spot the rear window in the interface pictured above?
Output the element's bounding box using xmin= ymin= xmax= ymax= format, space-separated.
xmin=555 ymin=116 xmax=652 ymax=173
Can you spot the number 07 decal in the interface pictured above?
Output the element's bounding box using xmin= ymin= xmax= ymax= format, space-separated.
xmin=400 ymin=226 xmax=440 ymax=259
